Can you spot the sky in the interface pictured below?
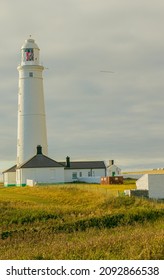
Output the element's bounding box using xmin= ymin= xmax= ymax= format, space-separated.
xmin=1 ymin=0 xmax=164 ymax=177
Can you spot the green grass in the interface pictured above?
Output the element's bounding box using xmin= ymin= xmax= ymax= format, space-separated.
xmin=0 ymin=182 xmax=164 ymax=260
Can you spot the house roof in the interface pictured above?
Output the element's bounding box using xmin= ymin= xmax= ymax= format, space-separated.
xmin=18 ymin=154 xmax=64 ymax=169
xmin=60 ymin=161 xmax=106 ymax=169
xmin=2 ymin=164 xmax=17 ymax=173
xmin=3 ymin=160 xmax=106 ymax=172
xmin=107 ymin=164 xmax=121 ymax=170
xmin=3 ymin=144 xmax=106 ymax=171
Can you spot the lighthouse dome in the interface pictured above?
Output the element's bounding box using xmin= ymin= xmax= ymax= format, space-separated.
xmin=21 ymin=38 xmax=39 ymax=50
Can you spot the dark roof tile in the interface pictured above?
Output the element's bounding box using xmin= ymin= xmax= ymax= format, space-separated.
xmin=2 ymin=164 xmax=17 ymax=173
xmin=60 ymin=161 xmax=106 ymax=169
xmin=18 ymin=154 xmax=63 ymax=168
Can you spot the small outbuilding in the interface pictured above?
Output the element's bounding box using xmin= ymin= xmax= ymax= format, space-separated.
xmin=136 ymin=174 xmax=164 ymax=199
xmin=106 ymin=160 xmax=121 ymax=177
xmin=3 ymin=165 xmax=16 ymax=187
xmin=101 ymin=176 xmax=123 ymax=185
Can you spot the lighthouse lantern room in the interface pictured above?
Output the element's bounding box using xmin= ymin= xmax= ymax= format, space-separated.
xmin=21 ymin=37 xmax=40 ymax=65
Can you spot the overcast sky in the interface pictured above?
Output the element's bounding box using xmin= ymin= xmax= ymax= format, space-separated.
xmin=1 ymin=0 xmax=164 ymax=175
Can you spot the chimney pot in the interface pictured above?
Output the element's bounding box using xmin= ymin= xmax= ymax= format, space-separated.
xmin=37 ymin=145 xmax=42 ymax=154
xmin=66 ymin=156 xmax=70 ymax=167
xmin=109 ymin=160 xmax=114 ymax=166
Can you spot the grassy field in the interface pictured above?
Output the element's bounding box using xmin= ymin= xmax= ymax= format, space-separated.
xmin=123 ymin=169 xmax=164 ymax=174
xmin=0 ymin=181 xmax=164 ymax=260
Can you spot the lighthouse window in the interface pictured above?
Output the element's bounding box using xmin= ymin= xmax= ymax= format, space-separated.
xmin=29 ymin=72 xmax=33 ymax=77
xmin=24 ymin=48 xmax=34 ymax=61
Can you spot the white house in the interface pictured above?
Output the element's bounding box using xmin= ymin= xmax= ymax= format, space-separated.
xmin=16 ymin=146 xmax=65 ymax=186
xmin=106 ymin=160 xmax=121 ymax=176
xmin=3 ymin=147 xmax=122 ymax=186
xmin=3 ymin=165 xmax=16 ymax=187
xmin=60 ymin=156 xmax=106 ymax=183
xmin=136 ymin=174 xmax=164 ymax=199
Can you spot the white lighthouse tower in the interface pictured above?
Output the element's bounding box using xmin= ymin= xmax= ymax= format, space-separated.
xmin=17 ymin=37 xmax=48 ymax=166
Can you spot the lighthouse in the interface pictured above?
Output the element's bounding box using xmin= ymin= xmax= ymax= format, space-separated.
xmin=17 ymin=37 xmax=48 ymax=166
xmin=2 ymin=37 xmax=111 ymax=187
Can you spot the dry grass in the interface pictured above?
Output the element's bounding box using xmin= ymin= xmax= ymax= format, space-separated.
xmin=123 ymin=170 xmax=164 ymax=174
xmin=0 ymin=182 xmax=164 ymax=260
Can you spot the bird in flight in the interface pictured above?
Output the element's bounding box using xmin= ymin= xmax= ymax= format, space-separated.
xmin=100 ymin=70 xmax=114 ymax=73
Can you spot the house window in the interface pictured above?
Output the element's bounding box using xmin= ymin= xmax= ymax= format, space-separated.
xmin=79 ymin=172 xmax=82 ymax=177
xmin=29 ymin=72 xmax=33 ymax=77
xmin=72 ymin=172 xmax=77 ymax=179
xmin=88 ymin=171 xmax=91 ymax=177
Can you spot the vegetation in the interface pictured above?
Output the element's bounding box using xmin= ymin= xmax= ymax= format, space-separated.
xmin=0 ymin=181 xmax=164 ymax=260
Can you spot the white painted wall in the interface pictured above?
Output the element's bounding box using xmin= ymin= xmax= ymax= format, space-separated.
xmin=78 ymin=177 xmax=101 ymax=183
xmin=16 ymin=167 xmax=64 ymax=185
xmin=136 ymin=174 xmax=149 ymax=190
xmin=64 ymin=168 xmax=106 ymax=182
xmin=107 ymin=165 xmax=121 ymax=176
xmin=3 ymin=172 xmax=16 ymax=186
xmin=148 ymin=175 xmax=164 ymax=199
xmin=136 ymin=174 xmax=164 ymax=199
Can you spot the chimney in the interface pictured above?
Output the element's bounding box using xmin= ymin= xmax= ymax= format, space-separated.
xmin=66 ymin=156 xmax=70 ymax=167
xmin=109 ymin=160 xmax=114 ymax=166
xmin=37 ymin=145 xmax=42 ymax=155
